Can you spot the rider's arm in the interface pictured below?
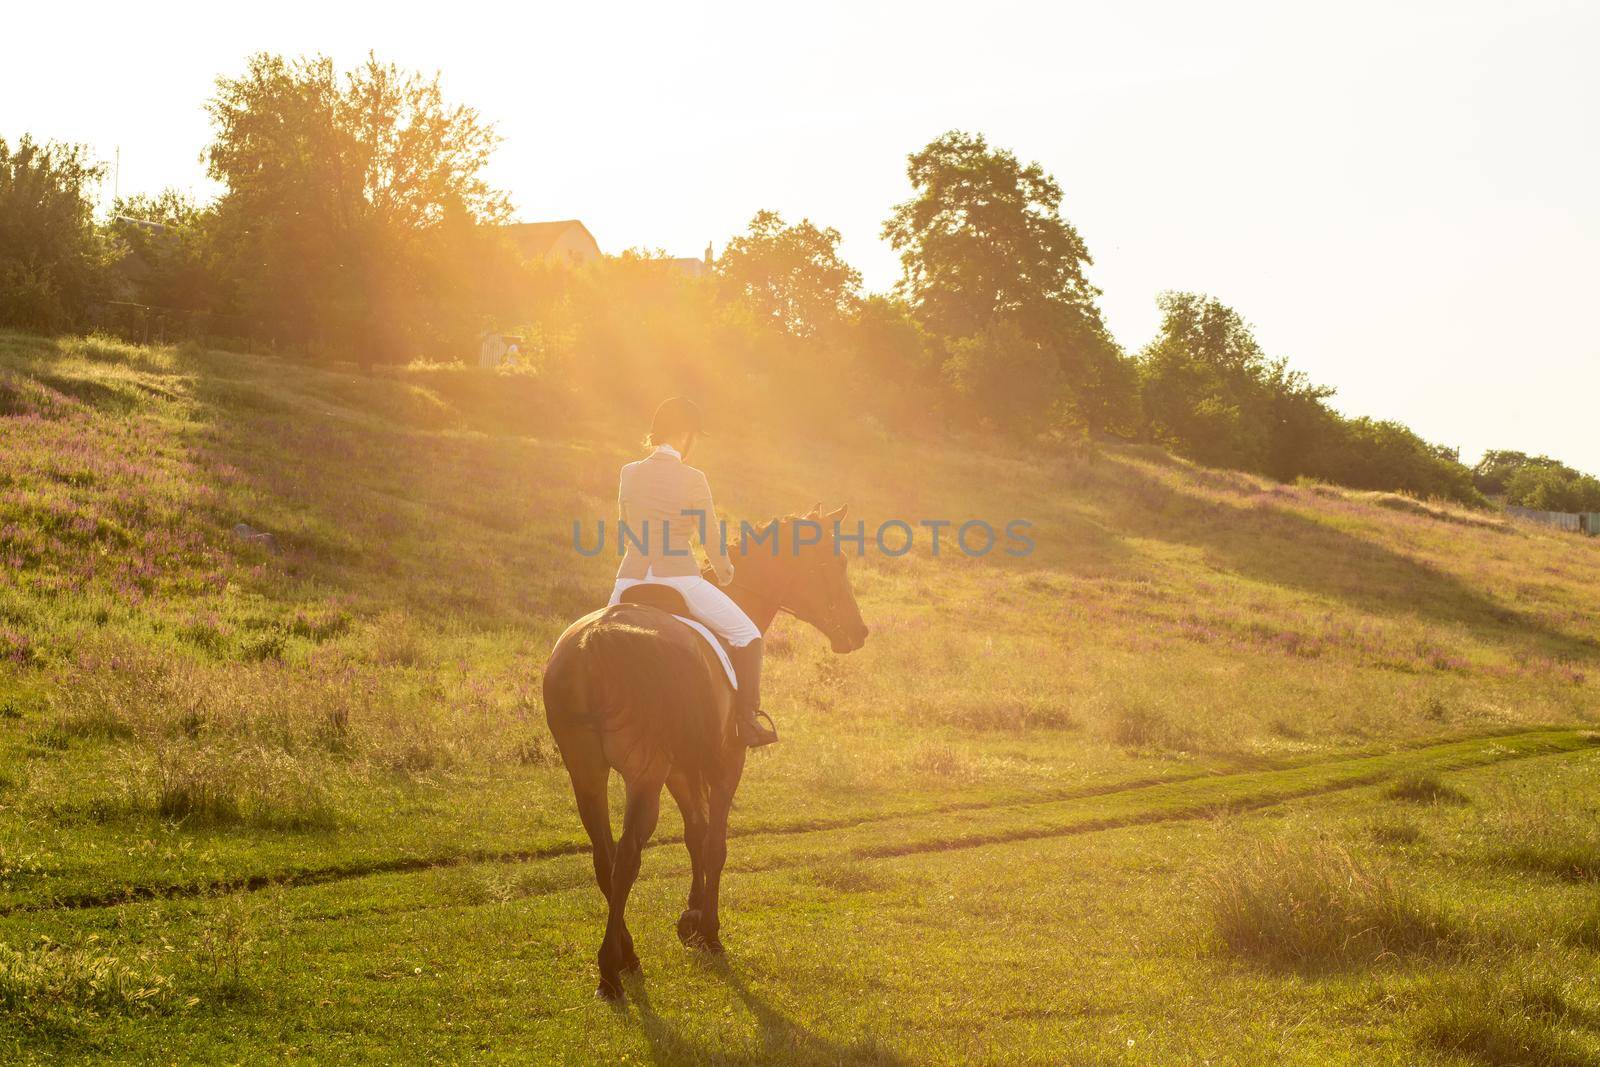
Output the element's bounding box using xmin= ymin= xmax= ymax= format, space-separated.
xmin=690 ymin=470 xmax=734 ymax=585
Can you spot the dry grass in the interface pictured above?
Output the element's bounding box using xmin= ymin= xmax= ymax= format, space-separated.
xmin=1487 ymin=790 xmax=1600 ymax=882
xmin=1385 ymin=772 xmax=1471 ymax=805
xmin=810 ymin=858 xmax=893 ymax=894
xmin=5 ymin=327 xmax=1600 ymax=819
xmin=905 ymin=742 xmax=983 ymax=782
xmin=5 ymin=322 xmax=1600 ymax=1061
xmin=1369 ymin=817 xmax=1425 ymax=845
xmin=1207 ymin=835 xmax=1459 ymax=969
xmin=0 ymin=941 xmax=174 ymax=1029
xmin=51 ymin=741 xmax=340 ymax=830
xmin=1108 ymin=705 xmax=1197 ymax=752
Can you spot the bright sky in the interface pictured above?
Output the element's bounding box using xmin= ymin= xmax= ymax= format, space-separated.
xmin=7 ymin=1 xmax=1597 ymax=470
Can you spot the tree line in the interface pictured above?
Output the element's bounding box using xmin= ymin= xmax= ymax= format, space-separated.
xmin=2 ymin=53 xmax=1587 ymax=509
xmin=1470 ymin=452 xmax=1600 ymax=513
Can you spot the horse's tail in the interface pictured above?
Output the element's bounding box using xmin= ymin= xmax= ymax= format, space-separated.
xmin=576 ymin=620 xmax=720 ymax=814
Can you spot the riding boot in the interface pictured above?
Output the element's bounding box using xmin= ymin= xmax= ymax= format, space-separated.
xmin=729 ymin=639 xmax=778 ymax=747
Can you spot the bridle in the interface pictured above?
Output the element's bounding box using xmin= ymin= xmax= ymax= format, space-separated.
xmin=726 ymin=552 xmax=851 ymax=646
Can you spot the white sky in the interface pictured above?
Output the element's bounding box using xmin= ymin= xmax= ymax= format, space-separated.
xmin=6 ymin=1 xmax=1597 ymax=469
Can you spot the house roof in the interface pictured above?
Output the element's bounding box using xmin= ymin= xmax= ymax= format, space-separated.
xmin=660 ymin=258 xmax=709 ymax=276
xmin=502 ymin=220 xmax=599 ymax=259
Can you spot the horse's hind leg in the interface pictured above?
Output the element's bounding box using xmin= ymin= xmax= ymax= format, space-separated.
xmin=559 ymin=732 xmax=642 ymax=982
xmin=559 ymin=733 xmax=616 ymax=902
xmin=666 ymin=770 xmax=709 ymax=946
xmin=698 ymin=748 xmax=745 ymax=953
xmin=597 ymin=775 xmax=661 ymax=1001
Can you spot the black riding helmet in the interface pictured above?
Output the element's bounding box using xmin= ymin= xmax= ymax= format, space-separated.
xmin=649 ymin=396 xmax=706 ymax=442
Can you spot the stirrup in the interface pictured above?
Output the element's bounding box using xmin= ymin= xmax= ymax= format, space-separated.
xmin=740 ymin=709 xmax=779 ymax=747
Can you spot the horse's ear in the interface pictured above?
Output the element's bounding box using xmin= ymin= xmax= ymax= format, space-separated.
xmin=806 ymin=501 xmax=821 ymax=519
xmin=826 ymin=503 xmax=848 ymax=521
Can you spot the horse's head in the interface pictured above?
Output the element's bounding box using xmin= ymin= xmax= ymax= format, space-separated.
xmin=729 ymin=504 xmax=869 ymax=654
xmin=777 ymin=504 xmax=869 ymax=653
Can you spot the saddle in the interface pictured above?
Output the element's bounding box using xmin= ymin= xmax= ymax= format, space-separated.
xmin=618 ymin=583 xmax=695 ymax=620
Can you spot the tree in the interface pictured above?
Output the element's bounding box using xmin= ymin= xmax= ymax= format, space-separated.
xmin=0 ymin=136 xmax=105 ymax=330
xmin=1471 ymin=450 xmax=1536 ymax=498
xmin=716 ymin=210 xmax=860 ymax=339
xmin=1477 ymin=452 xmax=1600 ymax=511
xmin=1131 ymin=292 xmax=1486 ymax=503
xmin=884 ymin=131 xmax=1097 ymax=337
xmin=882 ymin=131 xmax=1130 ymax=433
xmin=1309 ymin=417 xmax=1485 ymax=505
xmin=102 ymin=190 xmax=219 ymax=320
xmin=843 ymin=295 xmax=942 ymax=425
xmin=943 ymin=320 xmax=1066 ymax=435
xmin=1138 ymin=292 xmax=1334 ymax=473
xmin=204 ymin=53 xmax=510 ymax=357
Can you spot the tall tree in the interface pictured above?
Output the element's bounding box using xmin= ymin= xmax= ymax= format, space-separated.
xmin=0 ymin=136 xmax=105 ymax=330
xmin=882 ymin=131 xmax=1130 ymax=433
xmin=883 ymin=132 xmax=1101 ymax=337
xmin=204 ymin=53 xmax=510 ymax=357
xmin=716 ymin=210 xmax=861 ymax=339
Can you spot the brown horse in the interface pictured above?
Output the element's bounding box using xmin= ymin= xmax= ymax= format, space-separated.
xmin=543 ymin=505 xmax=870 ymax=1000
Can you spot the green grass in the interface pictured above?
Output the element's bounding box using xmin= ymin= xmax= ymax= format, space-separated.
xmin=4 ymin=328 xmax=1600 ymax=1061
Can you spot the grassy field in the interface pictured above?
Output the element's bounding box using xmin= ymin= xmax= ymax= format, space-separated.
xmin=3 ymin=329 xmax=1600 ymax=1063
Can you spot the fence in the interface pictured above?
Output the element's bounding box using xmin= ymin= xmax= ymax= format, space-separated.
xmin=1506 ymin=507 xmax=1600 ymax=536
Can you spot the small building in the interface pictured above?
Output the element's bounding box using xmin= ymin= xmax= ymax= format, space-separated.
xmin=113 ymin=215 xmax=172 ymax=238
xmin=656 ymin=243 xmax=717 ymax=279
xmin=478 ymin=333 xmax=524 ymax=368
xmin=502 ymin=220 xmax=601 ymax=267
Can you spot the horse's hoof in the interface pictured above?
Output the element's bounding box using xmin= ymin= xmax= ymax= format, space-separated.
xmin=701 ymin=934 xmax=725 ymax=955
xmin=596 ymin=977 xmax=624 ymax=1002
xmin=677 ymin=909 xmax=705 ymax=947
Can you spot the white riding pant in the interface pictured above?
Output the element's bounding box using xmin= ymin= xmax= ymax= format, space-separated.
xmin=608 ymin=570 xmax=761 ymax=647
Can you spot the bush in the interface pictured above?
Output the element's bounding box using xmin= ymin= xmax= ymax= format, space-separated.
xmin=1135 ymin=293 xmax=1485 ymax=505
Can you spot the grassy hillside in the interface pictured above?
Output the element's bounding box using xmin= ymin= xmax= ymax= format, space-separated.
xmin=3 ymin=330 xmax=1600 ymax=1063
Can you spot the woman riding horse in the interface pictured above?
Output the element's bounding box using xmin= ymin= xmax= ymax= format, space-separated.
xmin=609 ymin=396 xmax=778 ymax=747
xmin=543 ymin=397 xmax=869 ymax=1000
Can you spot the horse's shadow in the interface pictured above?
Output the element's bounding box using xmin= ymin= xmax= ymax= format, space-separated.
xmin=624 ymin=958 xmax=909 ymax=1066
